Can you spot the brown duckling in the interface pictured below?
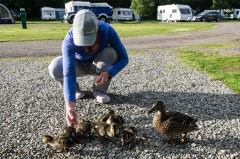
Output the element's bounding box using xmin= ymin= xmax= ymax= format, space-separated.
xmin=121 ymin=126 xmax=137 ymax=147
xmin=148 ymin=101 xmax=199 ymax=144
xmin=104 ymin=109 xmax=125 ymax=134
xmin=95 ymin=109 xmax=113 ymax=123
xmin=92 ymin=121 xmax=117 ymax=140
xmin=42 ymin=123 xmax=80 ymax=152
xmin=42 ymin=133 xmax=79 ymax=152
xmin=60 ymin=123 xmax=77 ymax=137
xmin=76 ymin=118 xmax=92 ymax=139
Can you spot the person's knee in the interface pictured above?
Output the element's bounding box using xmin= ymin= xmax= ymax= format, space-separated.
xmin=48 ymin=56 xmax=63 ymax=79
xmin=100 ymin=46 xmax=118 ymax=61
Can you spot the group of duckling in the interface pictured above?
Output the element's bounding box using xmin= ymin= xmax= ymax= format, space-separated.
xmin=42 ymin=101 xmax=199 ymax=152
xmin=42 ymin=109 xmax=138 ymax=152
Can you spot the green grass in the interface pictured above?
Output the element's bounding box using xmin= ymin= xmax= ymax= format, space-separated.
xmin=0 ymin=20 xmax=215 ymax=42
xmin=177 ymin=41 xmax=240 ymax=93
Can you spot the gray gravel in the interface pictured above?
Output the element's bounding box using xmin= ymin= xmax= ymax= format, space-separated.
xmin=0 ymin=49 xmax=239 ymax=158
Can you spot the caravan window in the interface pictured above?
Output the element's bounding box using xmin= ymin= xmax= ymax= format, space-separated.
xmin=172 ymin=9 xmax=177 ymax=13
xmin=0 ymin=5 xmax=11 ymax=18
xmin=74 ymin=6 xmax=78 ymax=11
xmin=118 ymin=11 xmax=121 ymax=15
xmin=122 ymin=11 xmax=131 ymax=16
xmin=159 ymin=10 xmax=162 ymax=14
xmin=42 ymin=10 xmax=54 ymax=16
xmin=179 ymin=8 xmax=191 ymax=14
xmin=163 ymin=9 xmax=165 ymax=13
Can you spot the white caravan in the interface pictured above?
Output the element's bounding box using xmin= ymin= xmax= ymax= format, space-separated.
xmin=112 ymin=8 xmax=134 ymax=20
xmin=157 ymin=4 xmax=192 ymax=22
xmin=41 ymin=7 xmax=56 ymax=20
xmin=41 ymin=7 xmax=65 ymax=20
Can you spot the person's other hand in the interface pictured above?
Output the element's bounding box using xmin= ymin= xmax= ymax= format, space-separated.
xmin=94 ymin=72 xmax=110 ymax=86
xmin=65 ymin=101 xmax=78 ymax=127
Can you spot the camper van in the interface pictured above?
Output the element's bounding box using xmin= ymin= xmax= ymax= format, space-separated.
xmin=41 ymin=7 xmax=65 ymax=20
xmin=63 ymin=1 xmax=113 ymax=24
xmin=112 ymin=8 xmax=134 ymax=20
xmin=157 ymin=4 xmax=193 ymax=22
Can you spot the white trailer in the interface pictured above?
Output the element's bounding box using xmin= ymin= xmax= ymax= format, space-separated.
xmin=41 ymin=7 xmax=55 ymax=20
xmin=112 ymin=8 xmax=134 ymax=20
xmin=157 ymin=4 xmax=193 ymax=22
xmin=41 ymin=7 xmax=65 ymax=20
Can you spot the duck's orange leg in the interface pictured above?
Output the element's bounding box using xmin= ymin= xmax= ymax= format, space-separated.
xmin=180 ymin=132 xmax=188 ymax=143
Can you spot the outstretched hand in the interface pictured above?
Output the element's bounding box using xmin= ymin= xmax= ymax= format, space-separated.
xmin=94 ymin=72 xmax=110 ymax=86
xmin=65 ymin=101 xmax=78 ymax=127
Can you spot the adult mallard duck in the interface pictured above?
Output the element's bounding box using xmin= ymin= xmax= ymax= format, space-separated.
xmin=121 ymin=126 xmax=137 ymax=147
xmin=148 ymin=101 xmax=199 ymax=143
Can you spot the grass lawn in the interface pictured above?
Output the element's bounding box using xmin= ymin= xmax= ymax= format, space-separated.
xmin=0 ymin=20 xmax=215 ymax=42
xmin=177 ymin=41 xmax=240 ymax=93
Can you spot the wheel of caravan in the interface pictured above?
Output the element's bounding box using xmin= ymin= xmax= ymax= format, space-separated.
xmin=99 ymin=16 xmax=106 ymax=22
xmin=216 ymin=17 xmax=221 ymax=22
xmin=69 ymin=16 xmax=74 ymax=24
xmin=202 ymin=18 xmax=206 ymax=22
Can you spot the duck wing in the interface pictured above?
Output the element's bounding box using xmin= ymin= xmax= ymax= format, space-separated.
xmin=163 ymin=111 xmax=198 ymax=134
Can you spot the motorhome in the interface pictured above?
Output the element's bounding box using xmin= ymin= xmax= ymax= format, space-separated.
xmin=41 ymin=7 xmax=65 ymax=20
xmin=157 ymin=4 xmax=193 ymax=22
xmin=63 ymin=1 xmax=113 ymax=24
xmin=112 ymin=8 xmax=134 ymax=20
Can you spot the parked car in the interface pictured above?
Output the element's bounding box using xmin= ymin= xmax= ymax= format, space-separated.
xmin=192 ymin=11 xmax=221 ymax=22
xmin=10 ymin=10 xmax=20 ymax=21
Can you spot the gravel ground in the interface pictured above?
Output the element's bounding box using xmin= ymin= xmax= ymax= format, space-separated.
xmin=0 ymin=22 xmax=240 ymax=158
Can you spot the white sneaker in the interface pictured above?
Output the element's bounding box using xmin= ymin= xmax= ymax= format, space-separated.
xmin=93 ymin=90 xmax=110 ymax=104
xmin=76 ymin=83 xmax=85 ymax=100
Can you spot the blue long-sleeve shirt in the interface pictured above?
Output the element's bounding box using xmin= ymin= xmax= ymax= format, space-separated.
xmin=62 ymin=21 xmax=129 ymax=102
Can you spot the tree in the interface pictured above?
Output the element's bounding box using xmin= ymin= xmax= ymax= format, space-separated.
xmin=130 ymin=0 xmax=155 ymax=20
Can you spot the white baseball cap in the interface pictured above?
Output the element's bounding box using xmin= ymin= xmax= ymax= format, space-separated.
xmin=73 ymin=9 xmax=98 ymax=46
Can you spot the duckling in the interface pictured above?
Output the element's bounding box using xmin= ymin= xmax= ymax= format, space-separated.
xmin=148 ymin=101 xmax=199 ymax=144
xmin=60 ymin=123 xmax=77 ymax=137
xmin=121 ymin=126 xmax=137 ymax=147
xmin=42 ymin=123 xmax=80 ymax=152
xmin=92 ymin=121 xmax=117 ymax=140
xmin=96 ymin=113 xmax=109 ymax=123
xmin=104 ymin=109 xmax=125 ymax=134
xmin=76 ymin=118 xmax=92 ymax=139
xmin=42 ymin=133 xmax=79 ymax=152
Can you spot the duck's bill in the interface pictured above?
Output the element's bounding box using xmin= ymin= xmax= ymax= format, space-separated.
xmin=148 ymin=108 xmax=154 ymax=114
